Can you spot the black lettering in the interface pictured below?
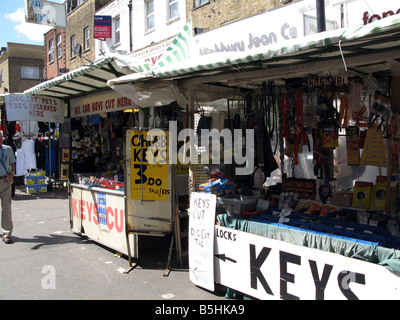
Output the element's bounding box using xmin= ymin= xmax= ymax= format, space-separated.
xmin=134 ymin=164 xmax=147 ymax=185
xmin=280 ymin=251 xmax=300 ymax=300
xmin=337 ymin=271 xmax=366 ymax=300
xmin=249 ymin=244 xmax=273 ymax=296
xmin=309 ymin=260 xmax=333 ymax=300
xmin=133 ymin=148 xmax=141 ymax=162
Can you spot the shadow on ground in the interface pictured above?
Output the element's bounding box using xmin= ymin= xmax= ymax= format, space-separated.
xmin=13 ymin=185 xmax=69 ymax=201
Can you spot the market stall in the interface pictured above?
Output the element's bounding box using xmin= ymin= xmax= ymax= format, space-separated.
xmin=23 ymin=55 xmax=189 ymax=272
xmin=67 ymin=90 xmax=138 ymax=259
xmin=107 ymin=3 xmax=400 ymax=298
xmin=66 ymin=90 xmax=187 ymax=270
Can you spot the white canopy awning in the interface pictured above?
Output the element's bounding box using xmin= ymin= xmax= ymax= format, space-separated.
xmin=108 ymin=15 xmax=400 ymax=102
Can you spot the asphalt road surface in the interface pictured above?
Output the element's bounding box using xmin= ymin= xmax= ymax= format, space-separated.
xmin=0 ymin=185 xmax=226 ymax=301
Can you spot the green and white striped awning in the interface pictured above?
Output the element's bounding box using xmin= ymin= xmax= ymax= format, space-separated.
xmin=22 ymin=19 xmax=193 ymax=100
xmin=23 ymin=54 xmax=143 ymax=99
xmin=24 ymin=15 xmax=400 ymax=100
xmin=130 ymin=18 xmax=192 ymax=73
xmin=109 ymin=14 xmax=400 ymax=88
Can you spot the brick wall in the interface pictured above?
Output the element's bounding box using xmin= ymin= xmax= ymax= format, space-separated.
xmin=187 ymin=0 xmax=286 ymax=32
xmin=66 ymin=0 xmax=113 ymax=71
xmin=66 ymin=0 xmax=97 ymax=70
xmin=44 ymin=27 xmax=67 ymax=79
xmin=0 ymin=43 xmax=44 ymax=94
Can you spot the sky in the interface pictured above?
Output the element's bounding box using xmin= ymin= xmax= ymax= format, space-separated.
xmin=0 ymin=0 xmax=64 ymax=48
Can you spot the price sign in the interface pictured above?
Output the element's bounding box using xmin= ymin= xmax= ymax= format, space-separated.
xmin=129 ymin=130 xmax=169 ymax=201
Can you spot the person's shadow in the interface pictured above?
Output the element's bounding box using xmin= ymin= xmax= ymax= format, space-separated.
xmin=10 ymin=233 xmax=89 ymax=250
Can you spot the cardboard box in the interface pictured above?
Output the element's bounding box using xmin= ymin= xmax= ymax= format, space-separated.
xmin=25 ymin=175 xmax=46 ymax=185
xmin=370 ymin=176 xmax=387 ymax=212
xmin=26 ymin=184 xmax=47 ymax=194
xmin=352 ymin=181 xmax=373 ymax=210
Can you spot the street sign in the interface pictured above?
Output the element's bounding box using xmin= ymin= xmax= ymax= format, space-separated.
xmin=25 ymin=0 xmax=67 ymax=28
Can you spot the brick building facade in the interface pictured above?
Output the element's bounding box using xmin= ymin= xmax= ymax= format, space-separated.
xmin=0 ymin=42 xmax=45 ymax=94
xmin=187 ymin=0 xmax=287 ymax=33
xmin=44 ymin=27 xmax=67 ymax=79
xmin=66 ymin=0 xmax=113 ymax=71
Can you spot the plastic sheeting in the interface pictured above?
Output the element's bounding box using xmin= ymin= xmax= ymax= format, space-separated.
xmin=217 ymin=214 xmax=400 ymax=273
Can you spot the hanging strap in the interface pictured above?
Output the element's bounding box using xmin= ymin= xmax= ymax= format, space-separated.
xmin=338 ymin=95 xmax=350 ymax=128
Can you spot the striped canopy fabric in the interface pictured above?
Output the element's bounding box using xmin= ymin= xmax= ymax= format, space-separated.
xmin=132 ymin=18 xmax=192 ymax=73
xmin=23 ymin=19 xmax=193 ymax=99
xmin=23 ymin=53 xmax=143 ymax=98
xmin=146 ymin=14 xmax=400 ymax=80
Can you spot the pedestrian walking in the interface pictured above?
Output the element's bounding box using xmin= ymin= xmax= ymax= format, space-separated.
xmin=0 ymin=132 xmax=16 ymax=244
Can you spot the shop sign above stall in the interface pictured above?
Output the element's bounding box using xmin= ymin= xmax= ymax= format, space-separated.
xmin=70 ymin=91 xmax=134 ymax=117
xmin=214 ymin=226 xmax=400 ymax=300
xmin=129 ymin=38 xmax=173 ymax=67
xmin=193 ymin=0 xmax=341 ymax=58
xmin=5 ymin=94 xmax=65 ymax=123
xmin=24 ymin=0 xmax=67 ymax=28
xmin=193 ymin=0 xmax=400 ymax=61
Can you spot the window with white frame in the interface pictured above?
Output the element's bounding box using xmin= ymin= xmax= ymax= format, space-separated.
xmin=48 ymin=38 xmax=54 ymax=63
xmin=57 ymin=33 xmax=62 ymax=59
xmin=71 ymin=35 xmax=76 ymax=57
xmin=21 ymin=67 xmax=39 ymax=80
xmin=145 ymin=0 xmax=155 ymax=31
xmin=84 ymin=27 xmax=90 ymax=51
xmin=168 ymin=0 xmax=179 ymax=20
xmin=113 ymin=16 xmax=120 ymax=44
xmin=194 ymin=0 xmax=208 ymax=7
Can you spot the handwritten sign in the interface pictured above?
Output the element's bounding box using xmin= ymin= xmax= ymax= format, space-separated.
xmin=214 ymin=225 xmax=400 ymax=300
xmin=129 ymin=130 xmax=169 ymax=201
xmin=189 ymin=192 xmax=216 ymax=291
xmin=70 ymin=91 xmax=134 ymax=117
xmin=5 ymin=94 xmax=65 ymax=123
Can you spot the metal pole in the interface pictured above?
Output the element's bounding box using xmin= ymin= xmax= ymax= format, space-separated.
xmin=316 ymin=0 xmax=326 ymax=33
xmin=128 ymin=0 xmax=133 ymax=52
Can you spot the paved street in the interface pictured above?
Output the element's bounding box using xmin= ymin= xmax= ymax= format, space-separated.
xmin=0 ymin=185 xmax=226 ymax=301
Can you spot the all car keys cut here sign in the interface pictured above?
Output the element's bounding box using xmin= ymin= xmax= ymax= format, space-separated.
xmin=5 ymin=94 xmax=65 ymax=123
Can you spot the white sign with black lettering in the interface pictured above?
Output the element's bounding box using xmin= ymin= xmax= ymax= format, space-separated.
xmin=214 ymin=226 xmax=400 ymax=300
xmin=189 ymin=192 xmax=216 ymax=292
xmin=5 ymin=95 xmax=65 ymax=123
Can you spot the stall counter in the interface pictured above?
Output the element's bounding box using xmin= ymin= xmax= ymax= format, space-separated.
xmin=69 ymin=183 xmax=137 ymax=258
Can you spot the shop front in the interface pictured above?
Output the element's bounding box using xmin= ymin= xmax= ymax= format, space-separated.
xmin=24 ymin=55 xmax=187 ymax=272
xmin=107 ymin=0 xmax=400 ymax=299
xmin=68 ymin=89 xmax=138 ymax=259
